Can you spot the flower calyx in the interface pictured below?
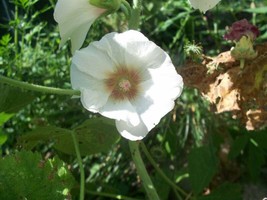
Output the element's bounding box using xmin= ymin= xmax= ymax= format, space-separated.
xmin=89 ymin=0 xmax=122 ymax=11
xmin=230 ymin=35 xmax=258 ymax=61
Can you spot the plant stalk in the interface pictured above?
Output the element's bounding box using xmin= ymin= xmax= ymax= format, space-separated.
xmin=0 ymin=75 xmax=80 ymax=96
xmin=128 ymin=141 xmax=160 ymax=200
xmin=71 ymin=131 xmax=85 ymax=200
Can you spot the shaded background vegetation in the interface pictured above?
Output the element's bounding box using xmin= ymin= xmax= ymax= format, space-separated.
xmin=0 ymin=0 xmax=267 ymax=199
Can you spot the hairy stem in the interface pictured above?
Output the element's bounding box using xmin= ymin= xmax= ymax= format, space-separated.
xmin=140 ymin=142 xmax=188 ymax=198
xmin=0 ymin=75 xmax=80 ymax=96
xmin=128 ymin=141 xmax=160 ymax=200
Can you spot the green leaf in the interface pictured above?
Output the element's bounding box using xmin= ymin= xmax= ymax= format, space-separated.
xmin=0 ymin=132 xmax=7 ymax=146
xmin=247 ymin=142 xmax=265 ymax=180
xmin=0 ymin=151 xmax=75 ymax=200
xmin=197 ymin=183 xmax=242 ymax=200
xmin=0 ymin=112 xmax=14 ymax=126
xmin=0 ymin=34 xmax=12 ymax=46
xmin=250 ymin=130 xmax=267 ymax=150
xmin=18 ymin=118 xmax=120 ymax=156
xmin=245 ymin=7 xmax=267 ymax=13
xmin=56 ymin=118 xmax=120 ymax=155
xmin=188 ymin=146 xmax=218 ymax=194
xmin=228 ymin=134 xmax=249 ymax=159
xmin=0 ymin=83 xmax=35 ymax=113
xmin=17 ymin=126 xmax=72 ymax=150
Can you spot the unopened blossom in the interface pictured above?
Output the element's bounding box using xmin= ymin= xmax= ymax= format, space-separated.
xmin=71 ymin=30 xmax=183 ymax=141
xmin=54 ymin=0 xmax=106 ymax=53
xmin=224 ymin=19 xmax=259 ymax=65
xmin=224 ymin=19 xmax=260 ymax=42
xmin=188 ymin=0 xmax=221 ymax=13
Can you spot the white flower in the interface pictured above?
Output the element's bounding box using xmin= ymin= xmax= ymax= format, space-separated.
xmin=71 ymin=30 xmax=183 ymax=141
xmin=54 ymin=0 xmax=106 ymax=53
xmin=188 ymin=0 xmax=221 ymax=13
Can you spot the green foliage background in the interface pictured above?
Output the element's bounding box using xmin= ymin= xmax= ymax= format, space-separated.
xmin=1 ymin=0 xmax=267 ymax=199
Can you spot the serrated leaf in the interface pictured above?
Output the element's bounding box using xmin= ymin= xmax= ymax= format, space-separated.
xmin=0 ymin=151 xmax=75 ymax=200
xmin=228 ymin=134 xmax=249 ymax=159
xmin=18 ymin=118 xmax=120 ymax=156
xmin=197 ymin=183 xmax=242 ymax=200
xmin=188 ymin=146 xmax=218 ymax=194
xmin=0 ymin=83 xmax=36 ymax=113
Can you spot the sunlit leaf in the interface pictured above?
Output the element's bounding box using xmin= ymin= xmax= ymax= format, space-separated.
xmin=0 ymin=112 xmax=14 ymax=126
xmin=0 ymin=131 xmax=7 ymax=146
xmin=0 ymin=151 xmax=75 ymax=200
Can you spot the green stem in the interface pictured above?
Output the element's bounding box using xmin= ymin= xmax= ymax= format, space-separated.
xmin=140 ymin=142 xmax=188 ymax=198
xmin=86 ymin=189 xmax=142 ymax=200
xmin=128 ymin=141 xmax=160 ymax=200
xmin=128 ymin=0 xmax=141 ymax=30
xmin=14 ymin=4 xmax=18 ymax=50
xmin=71 ymin=131 xmax=85 ymax=200
xmin=0 ymin=75 xmax=80 ymax=96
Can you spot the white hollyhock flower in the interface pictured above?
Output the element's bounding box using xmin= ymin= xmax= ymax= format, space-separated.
xmin=71 ymin=30 xmax=184 ymax=141
xmin=54 ymin=0 xmax=106 ymax=53
xmin=188 ymin=0 xmax=221 ymax=13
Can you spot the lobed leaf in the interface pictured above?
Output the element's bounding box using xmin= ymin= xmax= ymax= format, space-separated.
xmin=18 ymin=118 xmax=120 ymax=156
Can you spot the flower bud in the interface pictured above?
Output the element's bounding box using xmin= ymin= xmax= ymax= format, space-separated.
xmin=224 ymin=19 xmax=259 ymax=42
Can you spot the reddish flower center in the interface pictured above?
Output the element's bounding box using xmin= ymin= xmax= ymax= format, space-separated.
xmin=105 ymin=67 xmax=141 ymax=101
xmin=119 ymin=79 xmax=131 ymax=92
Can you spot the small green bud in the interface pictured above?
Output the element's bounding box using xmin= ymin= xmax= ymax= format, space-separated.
xmin=90 ymin=0 xmax=122 ymax=11
xmin=230 ymin=35 xmax=257 ymax=60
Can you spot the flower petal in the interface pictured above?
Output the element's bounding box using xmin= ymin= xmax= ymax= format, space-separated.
xmin=131 ymin=67 xmax=183 ymax=131
xmin=80 ymin=88 xmax=110 ymax=113
xmin=72 ymin=44 xmax=115 ymax=80
xmin=188 ymin=0 xmax=221 ymax=13
xmin=104 ymin=31 xmax=167 ymax=70
xmin=115 ymin=119 xmax=148 ymax=141
xmin=99 ymin=99 xmax=140 ymax=127
xmin=69 ymin=23 xmax=92 ymax=54
xmin=54 ymin=0 xmax=105 ymax=52
xmin=71 ymin=63 xmax=111 ymax=112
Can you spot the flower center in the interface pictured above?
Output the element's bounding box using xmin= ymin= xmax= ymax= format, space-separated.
xmin=118 ymin=79 xmax=131 ymax=92
xmin=105 ymin=67 xmax=141 ymax=101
